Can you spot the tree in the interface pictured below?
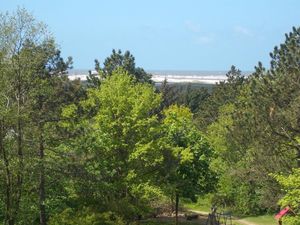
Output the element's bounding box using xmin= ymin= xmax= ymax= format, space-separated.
xmin=0 ymin=8 xmax=52 ymax=224
xmin=0 ymin=8 xmax=80 ymax=225
xmin=206 ymin=102 xmax=283 ymax=213
xmin=274 ymin=168 xmax=300 ymax=225
xmin=27 ymin=41 xmax=77 ymax=225
xmin=60 ymin=69 xmax=163 ymax=222
xmin=203 ymin=27 xmax=300 ymax=214
xmin=161 ymin=105 xmax=216 ymax=224
xmin=196 ymin=65 xmax=245 ymax=129
xmin=266 ymin=27 xmax=300 ymax=167
xmin=177 ymin=84 xmax=210 ymax=113
xmin=87 ymin=49 xmax=153 ymax=86
xmin=159 ymin=79 xmax=178 ymax=107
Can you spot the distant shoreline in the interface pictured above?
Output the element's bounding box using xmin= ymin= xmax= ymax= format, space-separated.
xmin=68 ymin=69 xmax=252 ymax=84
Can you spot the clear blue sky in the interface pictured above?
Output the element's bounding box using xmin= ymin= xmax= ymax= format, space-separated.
xmin=2 ymin=0 xmax=300 ymax=71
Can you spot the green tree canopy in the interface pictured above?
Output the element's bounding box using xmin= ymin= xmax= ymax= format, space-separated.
xmin=87 ymin=49 xmax=152 ymax=87
xmin=60 ymin=69 xmax=162 ymax=221
xmin=161 ymin=105 xmax=216 ymax=224
xmin=274 ymin=168 xmax=300 ymax=225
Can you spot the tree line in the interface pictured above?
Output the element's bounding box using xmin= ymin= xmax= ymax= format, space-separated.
xmin=0 ymin=8 xmax=299 ymax=225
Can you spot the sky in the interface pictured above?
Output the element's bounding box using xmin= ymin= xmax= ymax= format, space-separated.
xmin=1 ymin=0 xmax=300 ymax=71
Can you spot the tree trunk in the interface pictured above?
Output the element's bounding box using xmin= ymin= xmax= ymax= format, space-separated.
xmin=297 ymin=148 xmax=300 ymax=168
xmin=0 ymin=120 xmax=14 ymax=225
xmin=4 ymin=150 xmax=13 ymax=225
xmin=175 ymin=193 xmax=179 ymax=225
xmin=171 ymin=194 xmax=174 ymax=214
xmin=39 ymin=131 xmax=47 ymax=225
xmin=11 ymin=71 xmax=25 ymax=223
xmin=14 ymin=99 xmax=23 ymax=220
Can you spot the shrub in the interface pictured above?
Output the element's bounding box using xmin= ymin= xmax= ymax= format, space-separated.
xmin=49 ymin=207 xmax=126 ymax=225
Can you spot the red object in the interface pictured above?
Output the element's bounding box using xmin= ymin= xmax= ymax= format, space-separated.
xmin=275 ymin=207 xmax=290 ymax=219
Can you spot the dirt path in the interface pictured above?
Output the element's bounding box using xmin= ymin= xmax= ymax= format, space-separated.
xmin=235 ymin=219 xmax=258 ymax=225
xmin=189 ymin=210 xmax=259 ymax=225
xmin=189 ymin=210 xmax=209 ymax=215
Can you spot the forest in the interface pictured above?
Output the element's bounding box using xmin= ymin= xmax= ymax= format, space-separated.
xmin=0 ymin=8 xmax=299 ymax=225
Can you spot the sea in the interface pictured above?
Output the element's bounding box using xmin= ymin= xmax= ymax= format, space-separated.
xmin=68 ymin=70 xmax=251 ymax=84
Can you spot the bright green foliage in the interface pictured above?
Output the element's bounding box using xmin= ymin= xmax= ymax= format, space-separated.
xmin=206 ymin=104 xmax=236 ymax=208
xmin=207 ymin=104 xmax=235 ymax=166
xmin=207 ymin=104 xmax=263 ymax=214
xmin=274 ymin=169 xmax=300 ymax=225
xmin=61 ymin=69 xmax=163 ymax=221
xmin=160 ymin=105 xmax=216 ymax=224
xmin=60 ymin=73 xmax=218 ymax=222
xmin=162 ymin=105 xmax=216 ymax=200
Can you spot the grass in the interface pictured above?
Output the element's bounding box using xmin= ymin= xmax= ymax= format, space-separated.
xmin=233 ymin=214 xmax=276 ymax=225
xmin=182 ymin=195 xmax=212 ymax=213
xmin=183 ymin=196 xmax=277 ymax=225
xmin=140 ymin=214 xmax=208 ymax=225
xmin=141 ymin=221 xmax=201 ymax=225
xmin=141 ymin=195 xmax=277 ymax=225
xmin=183 ymin=202 xmax=211 ymax=212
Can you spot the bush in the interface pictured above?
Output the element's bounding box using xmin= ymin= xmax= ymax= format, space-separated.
xmin=282 ymin=216 xmax=300 ymax=225
xmin=49 ymin=207 xmax=126 ymax=225
xmin=274 ymin=168 xmax=300 ymax=225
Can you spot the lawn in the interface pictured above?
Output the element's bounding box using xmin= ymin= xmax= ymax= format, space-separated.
xmin=182 ymin=195 xmax=212 ymax=212
xmin=233 ymin=214 xmax=276 ymax=225
xmin=140 ymin=214 xmax=207 ymax=225
xmin=183 ymin=196 xmax=277 ymax=225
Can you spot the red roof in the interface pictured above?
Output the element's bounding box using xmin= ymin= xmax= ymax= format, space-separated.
xmin=275 ymin=207 xmax=290 ymax=219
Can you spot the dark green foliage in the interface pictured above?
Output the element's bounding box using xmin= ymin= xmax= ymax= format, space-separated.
xmin=158 ymin=80 xmax=211 ymax=115
xmin=49 ymin=208 xmax=126 ymax=225
xmin=158 ymin=79 xmax=180 ymax=111
xmin=0 ymin=8 xmax=85 ymax=225
xmin=87 ymin=49 xmax=153 ymax=87
xmin=196 ymin=65 xmax=245 ymax=128
xmin=201 ymin=27 xmax=300 ymax=215
xmin=177 ymin=84 xmax=210 ymax=113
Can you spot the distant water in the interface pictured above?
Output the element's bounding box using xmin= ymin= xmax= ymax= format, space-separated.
xmin=148 ymin=70 xmax=228 ymax=84
xmin=68 ymin=69 xmax=251 ymax=84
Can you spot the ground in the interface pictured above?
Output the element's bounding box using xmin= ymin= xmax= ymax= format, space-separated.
xmin=140 ymin=213 xmax=208 ymax=225
xmin=139 ymin=210 xmax=276 ymax=225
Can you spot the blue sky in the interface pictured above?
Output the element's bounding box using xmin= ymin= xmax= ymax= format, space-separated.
xmin=2 ymin=0 xmax=300 ymax=71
